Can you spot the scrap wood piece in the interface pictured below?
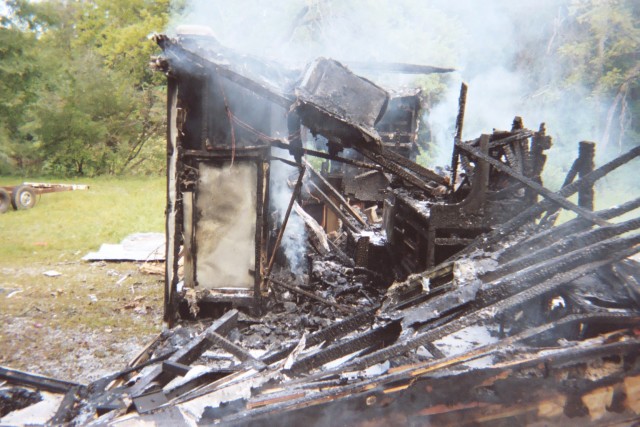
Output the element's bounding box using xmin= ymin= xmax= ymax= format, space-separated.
xmin=127 ymin=309 xmax=239 ymax=398
xmin=0 ymin=366 xmax=83 ymax=394
xmin=455 ymin=140 xmax=609 ymax=227
xmin=267 ymin=277 xmax=352 ymax=314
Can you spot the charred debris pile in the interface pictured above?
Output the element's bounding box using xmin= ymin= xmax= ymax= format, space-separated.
xmin=2 ymin=30 xmax=640 ymax=426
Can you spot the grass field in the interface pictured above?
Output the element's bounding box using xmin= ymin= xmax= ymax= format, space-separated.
xmin=0 ymin=176 xmax=167 ymax=381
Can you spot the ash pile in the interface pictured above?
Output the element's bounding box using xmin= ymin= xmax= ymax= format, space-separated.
xmin=2 ymin=28 xmax=640 ymax=426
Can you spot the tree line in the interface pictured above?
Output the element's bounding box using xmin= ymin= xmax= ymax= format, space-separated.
xmin=0 ymin=0 xmax=638 ymax=176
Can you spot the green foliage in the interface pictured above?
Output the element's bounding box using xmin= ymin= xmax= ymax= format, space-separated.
xmin=0 ymin=0 xmax=169 ymax=176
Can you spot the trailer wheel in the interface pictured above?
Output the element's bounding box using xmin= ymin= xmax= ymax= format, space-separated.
xmin=11 ymin=185 xmax=37 ymax=210
xmin=0 ymin=189 xmax=10 ymax=213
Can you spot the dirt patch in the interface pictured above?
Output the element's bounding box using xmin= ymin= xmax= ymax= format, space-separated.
xmin=0 ymin=260 xmax=163 ymax=383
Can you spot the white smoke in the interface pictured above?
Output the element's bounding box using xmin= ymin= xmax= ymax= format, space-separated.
xmin=269 ymin=151 xmax=307 ymax=275
xmin=167 ymin=0 xmax=636 ymax=209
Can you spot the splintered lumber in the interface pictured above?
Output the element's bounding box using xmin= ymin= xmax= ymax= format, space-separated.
xmin=482 ymin=218 xmax=640 ymax=281
xmin=499 ymin=196 xmax=640 ymax=263
xmin=455 ymin=139 xmax=609 ymax=226
xmin=454 ymin=144 xmax=640 ymax=259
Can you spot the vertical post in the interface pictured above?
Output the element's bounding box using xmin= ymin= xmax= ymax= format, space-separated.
xmin=578 ymin=141 xmax=596 ymax=210
xmin=450 ymin=82 xmax=468 ymax=190
xmin=165 ymin=77 xmax=181 ymax=328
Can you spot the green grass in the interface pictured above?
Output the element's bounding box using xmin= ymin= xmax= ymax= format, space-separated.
xmin=0 ymin=176 xmax=166 ymax=262
xmin=0 ymin=176 xmax=166 ymax=375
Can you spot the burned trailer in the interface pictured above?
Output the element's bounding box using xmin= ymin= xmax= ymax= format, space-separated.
xmin=155 ymin=31 xmax=297 ymax=321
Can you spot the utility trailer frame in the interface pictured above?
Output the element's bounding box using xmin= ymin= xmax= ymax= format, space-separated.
xmin=0 ymin=182 xmax=89 ymax=213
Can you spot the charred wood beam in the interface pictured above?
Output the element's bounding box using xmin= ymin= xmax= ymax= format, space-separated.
xmin=0 ymin=366 xmax=83 ymax=394
xmin=220 ymin=332 xmax=640 ymax=425
xmin=51 ymin=385 xmax=85 ymax=425
xmin=461 ymin=130 xmax=534 ymax=149
xmin=479 ymin=234 xmax=640 ymax=305
xmin=309 ymin=182 xmax=360 ymax=233
xmin=542 ymin=140 xmax=596 ymax=224
xmin=499 ymin=196 xmax=640 ymax=263
xmin=455 ymin=145 xmax=640 ymax=258
xmin=346 ymin=61 xmax=455 ymax=75
xmin=272 ymin=140 xmax=383 ymax=171
xmin=382 ymin=147 xmax=448 ymax=186
xmin=360 ymin=149 xmax=443 ymax=194
xmin=451 ymin=82 xmax=467 ymax=188
xmin=89 ymin=351 xmax=176 ymax=394
xmin=268 ymin=276 xmax=352 ymax=314
xmin=162 ymin=361 xmax=191 ymax=377
xmin=270 ymin=156 xmax=302 ymax=169
xmin=182 ymin=147 xmax=270 ymax=159
xmin=487 ymin=131 xmax=534 ymax=149
xmin=408 ymin=312 xmax=640 ymax=379
xmin=343 ymin=242 xmax=640 ymax=371
xmin=127 ymin=309 xmax=238 ymax=397
xmin=303 ymin=159 xmax=367 ymax=227
xmin=164 ymin=368 xmax=236 ymax=401
xmin=455 ymin=139 xmax=609 ymax=226
xmin=287 ymin=320 xmax=402 ymax=375
xmin=578 ymin=141 xmax=596 ymax=210
xmin=263 ymin=166 xmax=306 ymax=286
xmin=205 ymin=332 xmax=266 ymax=370
xmin=260 ymin=307 xmax=378 ymax=365
xmin=482 ymin=217 xmax=640 ymax=282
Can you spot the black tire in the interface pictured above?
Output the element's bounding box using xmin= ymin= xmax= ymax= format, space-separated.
xmin=0 ymin=189 xmax=10 ymax=214
xmin=11 ymin=185 xmax=37 ymax=210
